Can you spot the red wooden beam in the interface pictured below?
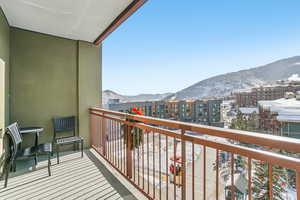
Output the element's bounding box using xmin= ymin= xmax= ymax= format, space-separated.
xmin=93 ymin=0 xmax=148 ymax=45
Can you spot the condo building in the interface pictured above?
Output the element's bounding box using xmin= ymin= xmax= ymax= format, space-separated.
xmin=109 ymin=99 xmax=223 ymax=127
xmin=234 ymin=82 xmax=300 ymax=107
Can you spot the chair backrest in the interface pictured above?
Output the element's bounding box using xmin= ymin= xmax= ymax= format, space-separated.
xmin=6 ymin=122 xmax=22 ymax=159
xmin=52 ymin=116 xmax=76 ymax=139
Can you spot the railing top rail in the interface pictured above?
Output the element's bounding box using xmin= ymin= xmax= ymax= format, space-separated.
xmin=90 ymin=107 xmax=300 ymax=154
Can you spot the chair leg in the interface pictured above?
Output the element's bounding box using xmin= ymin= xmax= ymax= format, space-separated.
xmin=13 ymin=161 xmax=16 ymax=172
xmin=10 ymin=160 xmax=16 ymax=172
xmin=34 ymin=154 xmax=38 ymax=166
xmin=56 ymin=145 xmax=60 ymax=164
xmin=4 ymin=162 xmax=11 ymax=188
xmin=48 ymin=154 xmax=51 ymax=176
xmin=51 ymin=142 xmax=54 ymax=156
xmin=81 ymin=141 xmax=84 ymax=158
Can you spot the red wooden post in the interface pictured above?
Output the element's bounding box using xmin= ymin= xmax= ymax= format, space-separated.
xmin=126 ymin=123 xmax=133 ymax=178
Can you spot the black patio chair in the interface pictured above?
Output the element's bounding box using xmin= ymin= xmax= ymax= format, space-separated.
xmin=52 ymin=116 xmax=83 ymax=164
xmin=3 ymin=122 xmax=52 ymax=188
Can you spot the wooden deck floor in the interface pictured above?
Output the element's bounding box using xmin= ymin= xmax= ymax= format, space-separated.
xmin=0 ymin=150 xmax=137 ymax=200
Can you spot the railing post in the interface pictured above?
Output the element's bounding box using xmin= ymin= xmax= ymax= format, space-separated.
xmin=181 ymin=129 xmax=186 ymax=200
xmin=125 ymin=120 xmax=133 ymax=178
xmin=297 ymin=172 xmax=300 ymax=200
xmin=102 ymin=117 xmax=106 ymax=156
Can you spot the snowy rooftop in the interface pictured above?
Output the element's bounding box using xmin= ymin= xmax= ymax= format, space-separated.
xmin=258 ymin=98 xmax=300 ymax=122
xmin=239 ymin=107 xmax=259 ymax=114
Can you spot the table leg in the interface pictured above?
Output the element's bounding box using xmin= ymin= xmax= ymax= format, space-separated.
xmin=34 ymin=132 xmax=40 ymax=165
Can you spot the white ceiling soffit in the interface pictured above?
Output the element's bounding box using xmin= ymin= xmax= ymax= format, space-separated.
xmin=0 ymin=0 xmax=134 ymax=42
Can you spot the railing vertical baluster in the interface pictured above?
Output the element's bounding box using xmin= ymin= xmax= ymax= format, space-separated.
xmin=248 ymin=158 xmax=252 ymax=200
xmin=109 ymin=120 xmax=111 ymax=162
xmin=102 ymin=117 xmax=104 ymax=156
xmin=181 ymin=129 xmax=186 ymax=200
xmin=147 ymin=130 xmax=150 ymax=194
xmin=174 ymin=137 xmax=176 ymax=200
xmin=159 ymin=133 xmax=162 ymax=200
xmin=103 ymin=117 xmax=106 ymax=156
xmin=95 ymin=115 xmax=98 ymax=150
xmin=192 ymin=143 xmax=195 ymax=200
xmin=126 ymin=123 xmax=133 ymax=179
xmin=203 ymin=146 xmax=206 ymax=200
xmin=111 ymin=120 xmax=113 ymax=163
xmin=166 ymin=135 xmax=169 ymax=200
xmin=93 ymin=115 xmax=96 ymax=149
xmin=133 ymin=130 xmax=136 ymax=183
xmin=110 ymin=120 xmax=113 ymax=163
xmin=119 ymin=122 xmax=121 ymax=169
xmin=102 ymin=117 xmax=104 ymax=155
xmin=121 ymin=123 xmax=123 ymax=173
xmin=118 ymin=122 xmax=123 ymax=172
xmin=117 ymin=123 xmax=122 ymax=171
xmin=268 ymin=164 xmax=273 ymax=200
xmin=231 ymin=153 xmax=234 ymax=200
xmin=123 ymin=122 xmax=125 ymax=174
xmin=114 ymin=121 xmax=117 ymax=166
xmin=153 ymin=131 xmax=156 ymax=199
xmin=113 ymin=121 xmax=115 ymax=165
xmin=101 ymin=117 xmax=103 ymax=152
xmin=103 ymin=119 xmax=110 ymax=160
xmin=142 ymin=129 xmax=145 ymax=190
xmin=114 ymin=121 xmax=117 ymax=167
xmin=296 ymin=171 xmax=300 ymax=200
xmin=216 ymin=149 xmax=219 ymax=200
xmin=138 ymin=130 xmax=140 ymax=186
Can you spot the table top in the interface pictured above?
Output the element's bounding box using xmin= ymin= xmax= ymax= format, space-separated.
xmin=20 ymin=127 xmax=44 ymax=134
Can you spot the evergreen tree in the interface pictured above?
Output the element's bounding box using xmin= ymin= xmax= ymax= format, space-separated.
xmin=231 ymin=112 xmax=288 ymax=199
xmin=252 ymin=160 xmax=287 ymax=200
xmin=235 ymin=155 xmax=246 ymax=172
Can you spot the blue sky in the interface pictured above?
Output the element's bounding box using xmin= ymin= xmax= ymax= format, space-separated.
xmin=103 ymin=0 xmax=300 ymax=95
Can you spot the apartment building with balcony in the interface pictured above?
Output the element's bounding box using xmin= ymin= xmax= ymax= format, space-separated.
xmin=178 ymin=100 xmax=194 ymax=122
xmin=109 ymin=99 xmax=223 ymax=127
xmin=234 ymin=82 xmax=300 ymax=107
xmin=165 ymin=101 xmax=179 ymax=120
xmin=258 ymin=96 xmax=300 ymax=138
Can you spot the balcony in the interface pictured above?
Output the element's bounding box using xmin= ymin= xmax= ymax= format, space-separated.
xmin=1 ymin=1 xmax=300 ymax=199
xmin=0 ymin=108 xmax=299 ymax=199
xmin=0 ymin=151 xmax=140 ymax=200
xmin=89 ymin=108 xmax=300 ymax=200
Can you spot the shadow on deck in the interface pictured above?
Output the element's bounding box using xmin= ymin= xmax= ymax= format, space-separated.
xmin=0 ymin=150 xmax=137 ymax=200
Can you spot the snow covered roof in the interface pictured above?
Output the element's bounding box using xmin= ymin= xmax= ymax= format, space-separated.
xmin=239 ymin=107 xmax=258 ymax=114
xmin=277 ymin=115 xmax=300 ymax=122
xmin=258 ymin=98 xmax=300 ymax=122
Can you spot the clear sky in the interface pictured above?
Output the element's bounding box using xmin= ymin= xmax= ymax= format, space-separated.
xmin=103 ymin=0 xmax=300 ymax=96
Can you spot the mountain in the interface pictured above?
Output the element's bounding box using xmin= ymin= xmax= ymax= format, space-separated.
xmin=102 ymin=90 xmax=173 ymax=106
xmin=165 ymin=56 xmax=300 ymax=101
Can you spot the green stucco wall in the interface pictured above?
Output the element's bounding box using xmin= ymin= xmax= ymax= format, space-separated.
xmin=78 ymin=41 xmax=101 ymax=147
xmin=10 ymin=28 xmax=101 ymax=147
xmin=0 ymin=7 xmax=10 ymax=127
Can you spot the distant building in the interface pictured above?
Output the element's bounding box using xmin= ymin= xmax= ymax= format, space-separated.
xmin=109 ymin=99 xmax=223 ymax=127
xmin=207 ymin=99 xmax=223 ymax=127
xmin=258 ymin=98 xmax=300 ymax=138
xmin=221 ymin=100 xmax=236 ymax=128
xmin=108 ymin=98 xmax=120 ymax=105
xmin=234 ymin=82 xmax=300 ymax=107
xmin=165 ymin=101 xmax=179 ymax=120
xmin=109 ymin=101 xmax=153 ymax=114
xmin=178 ymin=100 xmax=194 ymax=122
